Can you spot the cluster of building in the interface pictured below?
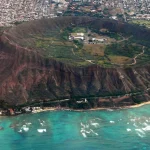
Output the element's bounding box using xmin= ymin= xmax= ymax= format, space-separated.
xmin=0 ymin=106 xmax=43 ymax=116
xmin=69 ymin=32 xmax=109 ymax=44
xmin=131 ymin=14 xmax=150 ymax=20
xmin=68 ymin=0 xmax=150 ymax=22
xmin=69 ymin=33 xmax=85 ymax=40
xmin=70 ymin=0 xmax=150 ymax=13
xmin=0 ymin=0 xmax=150 ymax=26
xmin=0 ymin=0 xmax=69 ymax=26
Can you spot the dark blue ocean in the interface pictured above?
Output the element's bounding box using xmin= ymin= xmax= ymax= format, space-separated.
xmin=0 ymin=105 xmax=150 ymax=150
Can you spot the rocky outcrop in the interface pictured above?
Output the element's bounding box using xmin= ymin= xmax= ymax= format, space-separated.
xmin=0 ymin=17 xmax=149 ymax=107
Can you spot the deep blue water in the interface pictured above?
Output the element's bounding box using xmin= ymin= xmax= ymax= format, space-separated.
xmin=0 ymin=105 xmax=150 ymax=150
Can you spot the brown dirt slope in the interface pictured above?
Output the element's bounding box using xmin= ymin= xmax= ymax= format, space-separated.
xmin=0 ymin=16 xmax=149 ymax=107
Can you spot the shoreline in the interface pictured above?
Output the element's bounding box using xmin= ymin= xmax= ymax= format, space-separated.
xmin=1 ymin=101 xmax=150 ymax=117
xmin=31 ymin=101 xmax=150 ymax=114
xmin=125 ymin=101 xmax=150 ymax=109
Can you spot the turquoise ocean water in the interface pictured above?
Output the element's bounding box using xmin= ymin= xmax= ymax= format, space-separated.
xmin=0 ymin=105 xmax=150 ymax=150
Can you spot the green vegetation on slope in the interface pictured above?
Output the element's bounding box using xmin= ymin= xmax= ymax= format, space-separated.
xmin=9 ymin=18 xmax=150 ymax=67
xmin=105 ymin=42 xmax=142 ymax=58
xmin=130 ymin=20 xmax=150 ymax=28
xmin=30 ymin=26 xmax=150 ymax=67
xmin=72 ymin=27 xmax=87 ymax=33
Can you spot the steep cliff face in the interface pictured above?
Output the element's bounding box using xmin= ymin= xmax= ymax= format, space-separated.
xmin=0 ymin=17 xmax=149 ymax=107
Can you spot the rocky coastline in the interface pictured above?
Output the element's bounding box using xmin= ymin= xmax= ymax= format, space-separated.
xmin=1 ymin=94 xmax=150 ymax=116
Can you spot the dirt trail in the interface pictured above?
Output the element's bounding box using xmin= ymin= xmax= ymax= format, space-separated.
xmin=130 ymin=46 xmax=145 ymax=65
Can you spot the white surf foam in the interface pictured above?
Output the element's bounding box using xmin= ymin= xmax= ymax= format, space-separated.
xmin=95 ymin=132 xmax=98 ymax=136
xmin=82 ymin=132 xmax=87 ymax=138
xmin=127 ymin=128 xmax=131 ymax=132
xmin=22 ymin=125 xmax=29 ymax=132
xmin=40 ymin=123 xmax=44 ymax=126
xmin=85 ymin=124 xmax=89 ymax=128
xmin=81 ymin=122 xmax=85 ymax=128
xmin=80 ymin=128 xmax=85 ymax=133
xmin=133 ymin=123 xmax=138 ymax=127
xmin=85 ymin=130 xmax=91 ymax=134
xmin=90 ymin=129 xmax=98 ymax=136
xmin=110 ymin=121 xmax=115 ymax=124
xmin=143 ymin=122 xmax=148 ymax=126
xmin=26 ymin=122 xmax=32 ymax=125
xmin=142 ymin=125 xmax=150 ymax=131
xmin=137 ymin=132 xmax=145 ymax=138
xmin=18 ymin=129 xmax=22 ymax=133
xmin=93 ymin=118 xmax=101 ymax=121
xmin=37 ymin=129 xmax=47 ymax=133
xmin=130 ymin=118 xmax=136 ymax=122
xmin=23 ymin=127 xmax=29 ymax=132
xmin=135 ymin=129 xmax=145 ymax=134
xmin=91 ymin=122 xmax=99 ymax=127
xmin=135 ymin=128 xmax=145 ymax=138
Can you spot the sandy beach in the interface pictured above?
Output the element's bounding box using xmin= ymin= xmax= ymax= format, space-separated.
xmin=126 ymin=101 xmax=150 ymax=109
xmin=31 ymin=101 xmax=150 ymax=114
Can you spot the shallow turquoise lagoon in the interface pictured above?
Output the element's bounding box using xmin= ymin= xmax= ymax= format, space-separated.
xmin=0 ymin=105 xmax=150 ymax=150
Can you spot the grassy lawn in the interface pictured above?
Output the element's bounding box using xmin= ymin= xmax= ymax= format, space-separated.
xmin=108 ymin=55 xmax=132 ymax=64
xmin=130 ymin=20 xmax=150 ymax=28
xmin=72 ymin=27 xmax=86 ymax=33
xmin=83 ymin=44 xmax=105 ymax=56
xmin=105 ymin=42 xmax=143 ymax=58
